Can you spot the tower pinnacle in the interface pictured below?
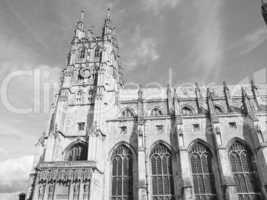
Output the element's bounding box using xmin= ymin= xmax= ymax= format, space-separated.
xmin=80 ymin=10 xmax=85 ymax=21
xmin=106 ymin=8 xmax=111 ymax=22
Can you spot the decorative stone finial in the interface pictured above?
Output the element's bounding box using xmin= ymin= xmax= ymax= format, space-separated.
xmin=106 ymin=8 xmax=111 ymax=20
xmin=223 ymin=81 xmax=233 ymax=112
xmin=80 ymin=10 xmax=85 ymax=21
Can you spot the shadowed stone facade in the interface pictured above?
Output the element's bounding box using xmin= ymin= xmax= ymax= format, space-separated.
xmin=27 ymin=10 xmax=267 ymax=200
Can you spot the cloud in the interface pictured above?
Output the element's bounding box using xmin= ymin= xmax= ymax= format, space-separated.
xmin=0 ymin=193 xmax=19 ymax=200
xmin=143 ymin=0 xmax=181 ymax=15
xmin=0 ymin=155 xmax=34 ymax=193
xmin=189 ymin=0 xmax=223 ymax=81
xmin=121 ymin=26 xmax=159 ymax=70
xmin=228 ymin=28 xmax=267 ymax=55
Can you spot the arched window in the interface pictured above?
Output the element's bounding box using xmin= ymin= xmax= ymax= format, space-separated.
xmin=151 ymin=144 xmax=174 ymax=200
xmin=95 ymin=47 xmax=101 ymax=57
xmin=65 ymin=143 xmax=88 ymax=161
xmin=151 ymin=108 xmax=163 ymax=117
xmin=111 ymin=145 xmax=133 ymax=200
xmin=190 ymin=142 xmax=216 ymax=199
xmin=121 ymin=108 xmax=134 ymax=118
xmin=182 ymin=106 xmax=193 ymax=116
xmin=229 ymin=141 xmax=261 ymax=199
xmin=80 ymin=47 xmax=86 ymax=58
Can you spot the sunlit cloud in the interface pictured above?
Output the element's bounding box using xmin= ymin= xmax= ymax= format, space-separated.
xmin=142 ymin=0 xmax=181 ymax=15
xmin=228 ymin=28 xmax=267 ymax=55
xmin=121 ymin=26 xmax=159 ymax=70
xmin=193 ymin=0 xmax=223 ymax=76
xmin=0 ymin=155 xmax=34 ymax=193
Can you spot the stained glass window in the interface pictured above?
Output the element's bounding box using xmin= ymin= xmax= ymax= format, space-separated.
xmin=190 ymin=143 xmax=216 ymax=200
xmin=151 ymin=144 xmax=174 ymax=200
xmin=111 ymin=145 xmax=133 ymax=200
xmin=229 ymin=141 xmax=261 ymax=200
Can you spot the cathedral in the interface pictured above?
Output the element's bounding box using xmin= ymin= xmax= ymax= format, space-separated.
xmin=26 ymin=9 xmax=267 ymax=200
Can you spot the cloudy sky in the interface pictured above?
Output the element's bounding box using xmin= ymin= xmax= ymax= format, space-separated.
xmin=0 ymin=0 xmax=267 ymax=199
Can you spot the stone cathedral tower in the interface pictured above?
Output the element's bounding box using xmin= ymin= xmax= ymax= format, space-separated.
xmin=27 ymin=10 xmax=267 ymax=200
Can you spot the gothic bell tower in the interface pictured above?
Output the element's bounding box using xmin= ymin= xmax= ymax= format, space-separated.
xmin=27 ymin=9 xmax=123 ymax=200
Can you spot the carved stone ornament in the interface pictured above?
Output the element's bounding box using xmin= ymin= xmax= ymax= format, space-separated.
xmin=79 ymin=68 xmax=91 ymax=79
xmin=37 ymin=168 xmax=92 ymax=184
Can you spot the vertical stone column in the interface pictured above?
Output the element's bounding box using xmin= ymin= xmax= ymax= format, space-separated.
xmin=89 ymin=172 xmax=103 ymax=200
xmin=177 ymin=125 xmax=193 ymax=200
xmin=137 ymin=86 xmax=148 ymax=200
xmin=68 ymin=182 xmax=74 ymax=200
xmin=78 ymin=182 xmax=84 ymax=200
xmin=253 ymin=121 xmax=267 ymax=198
xmin=137 ymin=123 xmax=148 ymax=200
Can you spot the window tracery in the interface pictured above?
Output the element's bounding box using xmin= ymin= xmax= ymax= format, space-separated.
xmin=111 ymin=145 xmax=133 ymax=200
xmin=151 ymin=143 xmax=174 ymax=200
xmin=190 ymin=142 xmax=216 ymax=200
xmin=229 ymin=141 xmax=261 ymax=199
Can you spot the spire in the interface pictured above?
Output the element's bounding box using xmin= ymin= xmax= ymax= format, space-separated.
xmin=195 ymin=82 xmax=203 ymax=113
xmin=137 ymin=85 xmax=144 ymax=124
xmin=167 ymin=84 xmax=173 ymax=115
xmin=173 ymin=88 xmax=182 ymax=124
xmin=223 ymin=81 xmax=233 ymax=112
xmin=106 ymin=8 xmax=111 ymax=22
xmin=207 ymin=88 xmax=218 ymax=123
xmin=102 ymin=8 xmax=113 ymax=40
xmin=74 ymin=10 xmax=86 ymax=39
xmin=80 ymin=10 xmax=85 ymax=21
xmin=250 ymin=79 xmax=260 ymax=109
xmin=241 ymin=87 xmax=257 ymax=121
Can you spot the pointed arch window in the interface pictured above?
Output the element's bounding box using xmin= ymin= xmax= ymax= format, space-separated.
xmin=190 ymin=142 xmax=216 ymax=200
xmin=65 ymin=143 xmax=88 ymax=161
xmin=229 ymin=141 xmax=261 ymax=199
xmin=182 ymin=106 xmax=193 ymax=116
xmin=111 ymin=145 xmax=133 ymax=200
xmin=121 ymin=108 xmax=134 ymax=118
xmin=151 ymin=108 xmax=163 ymax=117
xmin=151 ymin=144 xmax=174 ymax=200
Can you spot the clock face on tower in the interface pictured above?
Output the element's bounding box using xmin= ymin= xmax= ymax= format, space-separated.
xmin=79 ymin=68 xmax=91 ymax=79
